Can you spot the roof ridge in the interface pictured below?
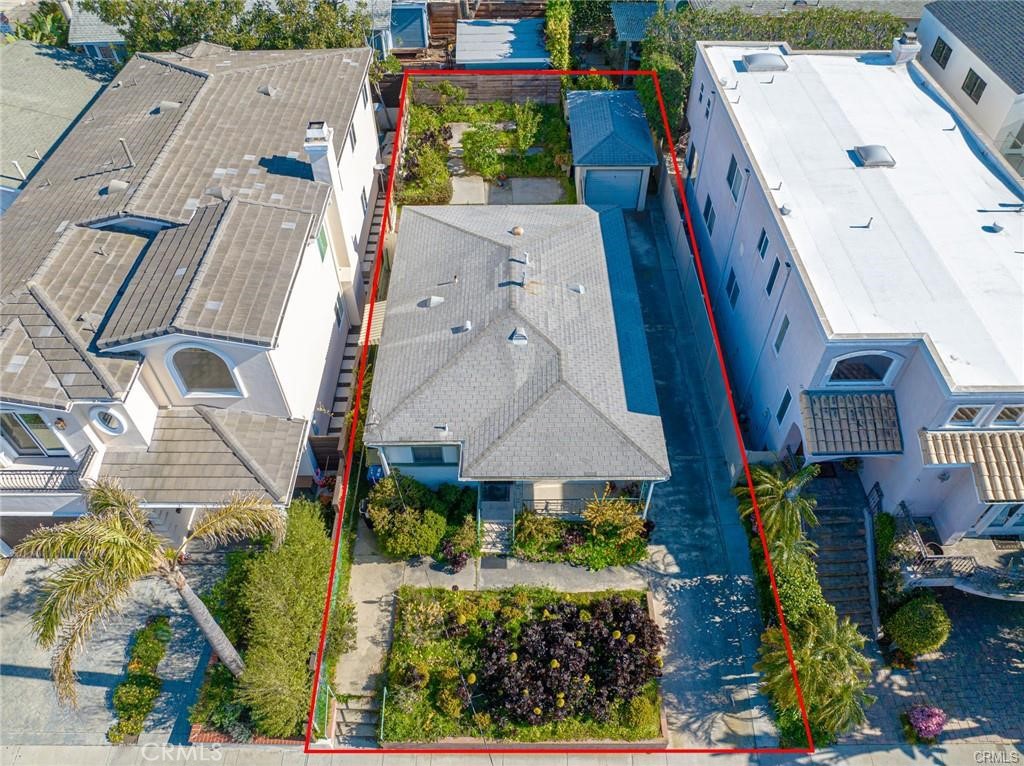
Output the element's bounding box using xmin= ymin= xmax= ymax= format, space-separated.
xmin=135 ymin=51 xmax=213 ymax=79
xmin=170 ymin=199 xmax=235 ymax=332
xmin=561 ymin=378 xmax=670 ymax=476
xmin=194 ymin=405 xmax=301 ymax=501
xmin=216 ymin=47 xmax=370 ymax=78
xmin=409 ymin=207 xmax=526 ymax=251
xmin=25 ymin=281 xmax=125 ymax=399
xmin=0 ymin=316 xmax=71 ymax=407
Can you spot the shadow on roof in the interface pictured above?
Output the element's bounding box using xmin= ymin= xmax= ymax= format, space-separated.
xmin=259 ymin=154 xmax=314 ymax=182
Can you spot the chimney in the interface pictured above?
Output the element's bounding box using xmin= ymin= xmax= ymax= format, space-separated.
xmin=304 ymin=120 xmax=339 ymax=187
xmin=889 ymin=32 xmax=921 ymax=65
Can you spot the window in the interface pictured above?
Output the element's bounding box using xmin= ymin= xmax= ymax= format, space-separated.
xmin=95 ymin=44 xmax=117 ymax=61
xmin=1 ymin=412 xmax=68 ymax=457
xmin=704 ymin=97 xmax=712 ymax=120
xmin=316 ymin=226 xmax=329 ymax=262
xmin=361 ymin=81 xmax=369 ymax=108
xmin=685 ymin=143 xmax=698 ymax=176
xmin=829 ymin=353 xmax=894 ymax=383
xmin=725 ymin=268 xmax=740 ymax=308
xmin=766 ymin=257 xmax=781 ymax=295
xmin=993 ymin=406 xmax=1024 ymax=426
xmin=334 ymin=295 xmax=347 ymax=328
xmin=169 ymin=347 xmax=240 ymax=396
xmin=930 ymin=36 xmax=952 ymax=68
xmin=360 ymin=186 xmax=369 ymax=215
xmin=702 ymin=195 xmax=716 ymax=235
xmin=962 ymin=69 xmax=987 ymax=103
xmin=90 ymin=407 xmax=125 ymax=436
xmin=348 ymin=123 xmax=357 ymax=151
xmin=411 ymin=446 xmax=445 ymax=464
xmin=756 ymin=228 xmax=769 ymax=259
xmin=774 ymin=315 xmax=790 ymax=353
xmin=948 ymin=406 xmax=983 ymax=426
xmin=698 ymin=82 xmax=705 ymax=104
xmin=776 ymin=389 xmax=792 ymax=424
xmin=726 ymin=155 xmax=742 ymax=201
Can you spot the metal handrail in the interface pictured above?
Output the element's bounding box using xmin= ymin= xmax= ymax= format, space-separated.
xmin=379 ymin=686 xmax=387 ymax=743
xmin=0 ymin=445 xmax=95 ymax=492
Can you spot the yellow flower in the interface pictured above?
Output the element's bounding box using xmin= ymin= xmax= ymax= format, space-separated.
xmin=509 ymin=652 xmax=518 ymax=663
xmin=612 ymin=630 xmax=622 ymax=640
xmin=533 ymin=706 xmax=542 ymax=716
xmin=456 ymin=614 xmax=467 ymax=625
xmin=627 ymin=634 xmax=636 ymax=644
xmin=556 ymin=698 xmax=565 ymax=708
xmin=549 ymin=659 xmax=560 ymax=669
xmin=466 ymin=672 xmax=476 ymax=685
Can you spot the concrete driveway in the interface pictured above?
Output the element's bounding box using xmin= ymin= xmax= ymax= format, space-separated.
xmin=623 ymin=206 xmax=774 ymax=749
xmin=0 ymin=558 xmax=221 ymax=747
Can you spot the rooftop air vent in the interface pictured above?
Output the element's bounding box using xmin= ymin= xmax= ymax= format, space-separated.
xmin=452 ymin=320 xmax=472 ymax=335
xmin=107 ymin=179 xmax=129 ymax=193
xmin=418 ymin=295 xmax=445 ymax=308
xmin=511 ymin=225 xmax=524 ymax=236
xmin=742 ymin=52 xmax=788 ymax=73
xmin=155 ymin=100 xmax=181 ymax=113
xmin=509 ymin=328 xmax=528 ymax=346
xmin=854 ymin=144 xmax=896 ymax=168
xmin=205 ymin=185 xmax=232 ymax=201
xmin=257 ymin=84 xmax=279 ymax=98
xmin=569 ymin=283 xmax=586 ymax=294
xmin=780 ymin=203 xmax=792 ymax=216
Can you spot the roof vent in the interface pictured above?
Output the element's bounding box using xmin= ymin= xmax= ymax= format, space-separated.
xmin=452 ymin=320 xmax=472 ymax=335
xmin=509 ymin=328 xmax=528 ymax=346
xmin=155 ymin=100 xmax=181 ymax=113
xmin=107 ymin=179 xmax=129 ymax=193
xmin=742 ymin=52 xmax=788 ymax=72
xmin=569 ymin=283 xmax=586 ymax=294
xmin=434 ymin=423 xmax=449 ymax=433
xmin=257 ymin=84 xmax=279 ymax=98
xmin=511 ymin=225 xmax=524 ymax=236
xmin=854 ymin=144 xmax=896 ymax=168
xmin=418 ymin=295 xmax=445 ymax=308
xmin=205 ymin=185 xmax=233 ymax=201
xmin=890 ymin=32 xmax=921 ymax=64
xmin=780 ymin=203 xmax=792 ymax=216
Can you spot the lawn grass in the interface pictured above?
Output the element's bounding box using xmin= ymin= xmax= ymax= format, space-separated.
xmin=381 ymin=586 xmax=663 ymax=743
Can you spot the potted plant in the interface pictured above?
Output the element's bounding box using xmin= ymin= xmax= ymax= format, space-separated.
xmin=842 ymin=457 xmax=863 ymax=472
xmin=901 ymin=704 xmax=947 ymax=744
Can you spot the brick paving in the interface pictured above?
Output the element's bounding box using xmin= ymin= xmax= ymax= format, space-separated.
xmin=844 ymin=588 xmax=1024 ymax=745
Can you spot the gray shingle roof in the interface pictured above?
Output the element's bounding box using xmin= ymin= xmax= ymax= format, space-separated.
xmin=611 ymin=2 xmax=660 ymax=43
xmin=925 ymin=0 xmax=1024 ymax=93
xmin=687 ymin=1 xmax=927 ymax=19
xmin=366 ymin=205 xmax=669 ymax=481
xmin=566 ymin=90 xmax=658 ymax=167
xmin=0 ymin=41 xmax=113 ymax=191
xmin=67 ymin=3 xmax=124 ymax=46
xmin=800 ymin=390 xmax=904 ymax=456
xmin=0 ymin=44 xmax=372 ymax=406
xmin=100 ymin=405 xmax=306 ymax=504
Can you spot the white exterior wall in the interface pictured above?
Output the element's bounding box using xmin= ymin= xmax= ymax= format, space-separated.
xmin=378 ymin=444 xmax=461 ymax=488
xmin=335 ymin=77 xmax=380 ymax=285
xmin=916 ymin=11 xmax=1019 ymax=143
xmin=686 ymin=47 xmax=1024 ymax=542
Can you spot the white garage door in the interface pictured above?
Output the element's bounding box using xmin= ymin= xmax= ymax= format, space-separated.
xmin=583 ymin=168 xmax=643 ymax=209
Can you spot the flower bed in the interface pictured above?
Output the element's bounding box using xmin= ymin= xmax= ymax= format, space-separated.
xmin=108 ymin=616 xmax=172 ymax=743
xmin=381 ymin=586 xmax=666 ymax=745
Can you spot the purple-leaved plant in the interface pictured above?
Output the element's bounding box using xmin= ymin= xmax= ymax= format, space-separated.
xmin=908 ymin=705 xmax=947 ymax=740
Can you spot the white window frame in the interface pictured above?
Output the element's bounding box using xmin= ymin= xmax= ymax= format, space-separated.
xmin=726 ymin=155 xmax=742 ymax=201
xmin=990 ymin=405 xmax=1024 ymax=428
xmin=823 ymin=350 xmax=903 ymax=388
xmin=702 ymin=194 xmax=716 ymax=235
xmin=166 ymin=343 xmax=245 ymax=399
xmin=756 ymin=228 xmax=769 ymax=259
xmin=89 ymin=406 xmax=127 ymax=436
xmin=944 ymin=404 xmax=990 ymax=428
xmin=348 ymin=123 xmax=357 ymax=152
xmin=0 ymin=410 xmax=70 ymax=457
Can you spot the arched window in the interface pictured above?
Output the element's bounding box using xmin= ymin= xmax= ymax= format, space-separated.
xmin=828 ymin=353 xmax=898 ymax=384
xmin=168 ymin=346 xmax=241 ymax=396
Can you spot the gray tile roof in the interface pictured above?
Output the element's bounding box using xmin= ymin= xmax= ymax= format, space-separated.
xmin=687 ymin=1 xmax=927 ymax=19
xmin=0 ymin=41 xmax=113 ymax=191
xmin=0 ymin=44 xmax=372 ymax=406
xmin=100 ymin=405 xmax=306 ymax=504
xmin=611 ymin=2 xmax=660 ymax=43
xmin=566 ymin=90 xmax=658 ymax=167
xmin=800 ymin=390 xmax=904 ymax=456
xmin=925 ymin=0 xmax=1024 ymax=93
xmin=365 ymin=205 xmax=669 ymax=481
xmin=67 ymin=3 xmax=124 ymax=46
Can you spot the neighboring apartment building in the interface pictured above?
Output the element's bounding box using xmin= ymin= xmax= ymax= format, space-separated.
xmin=364 ymin=205 xmax=670 ymax=545
xmin=684 ymin=40 xmax=1023 ymax=544
xmin=0 ymin=42 xmax=381 ymax=552
xmin=0 ymin=40 xmax=112 ymax=214
xmin=916 ymin=0 xmax=1024 ymax=176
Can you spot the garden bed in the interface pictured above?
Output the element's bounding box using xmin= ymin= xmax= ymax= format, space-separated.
xmin=381 ymin=586 xmax=666 ymax=746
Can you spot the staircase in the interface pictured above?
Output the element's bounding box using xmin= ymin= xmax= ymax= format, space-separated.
xmin=806 ymin=469 xmax=875 ymax=635
xmin=327 ymin=326 xmax=362 ymax=438
xmin=479 ymin=500 xmax=514 ymax=554
xmin=334 ymin=695 xmax=380 ymax=749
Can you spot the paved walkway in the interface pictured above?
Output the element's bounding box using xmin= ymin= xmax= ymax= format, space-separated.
xmin=845 ymin=588 xmax=1024 ymax=746
xmin=0 ymin=557 xmax=221 ymax=747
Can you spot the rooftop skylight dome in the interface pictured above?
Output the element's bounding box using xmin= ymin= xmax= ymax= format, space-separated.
xmin=742 ymin=52 xmax=788 ymax=72
xmin=854 ymin=144 xmax=896 ymax=168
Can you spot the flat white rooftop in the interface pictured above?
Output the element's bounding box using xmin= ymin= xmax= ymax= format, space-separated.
xmin=702 ymin=44 xmax=1024 ymax=390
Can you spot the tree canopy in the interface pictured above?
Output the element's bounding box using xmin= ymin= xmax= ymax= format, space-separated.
xmin=78 ymin=0 xmax=372 ymax=55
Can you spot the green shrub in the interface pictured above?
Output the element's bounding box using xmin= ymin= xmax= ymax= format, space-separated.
xmin=325 ymin=597 xmax=358 ymax=670
xmin=200 ymin=550 xmax=254 ymax=646
xmin=874 ymin=512 xmax=897 ymax=564
xmin=407 ymin=103 xmax=442 ymax=137
xmin=545 ymin=0 xmax=572 ymax=71
xmin=107 ymin=616 xmax=170 ymax=742
xmin=884 ymin=593 xmax=952 ymax=657
xmin=398 ymin=144 xmax=452 ymax=205
xmin=236 ymin=500 xmax=333 ymax=738
xmin=436 ymin=483 xmax=477 ymax=524
xmin=583 ymin=493 xmax=646 ymax=544
xmin=774 ymin=554 xmax=832 ymax=626
xmin=461 ymin=124 xmax=504 ymax=179
xmin=512 ymin=510 xmax=562 ymax=557
xmin=512 ymin=100 xmax=542 ymax=157
xmin=366 ymin=472 xmax=451 ymax=558
xmin=573 ymin=71 xmax=616 ymax=90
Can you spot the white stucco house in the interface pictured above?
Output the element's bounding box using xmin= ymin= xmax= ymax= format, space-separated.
xmin=364 ymin=205 xmax=670 ymax=550
xmin=683 ymin=40 xmax=1023 ymax=548
xmin=916 ymin=0 xmax=1024 ymax=177
xmin=567 ymin=90 xmax=658 ymax=211
xmin=0 ymin=43 xmax=382 ymax=552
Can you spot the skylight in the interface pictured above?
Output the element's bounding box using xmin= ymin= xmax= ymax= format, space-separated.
xmin=742 ymin=52 xmax=788 ymax=72
xmin=854 ymin=144 xmax=896 ymax=168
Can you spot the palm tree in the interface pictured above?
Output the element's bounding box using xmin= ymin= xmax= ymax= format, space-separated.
xmin=14 ymin=479 xmax=285 ymax=706
xmin=756 ymin=611 xmax=875 ymax=739
xmin=734 ymin=462 xmax=821 ymax=566
xmin=14 ymin=4 xmax=68 ymax=46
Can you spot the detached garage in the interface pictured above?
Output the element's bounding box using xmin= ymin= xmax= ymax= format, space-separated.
xmin=566 ymin=90 xmax=658 ymax=211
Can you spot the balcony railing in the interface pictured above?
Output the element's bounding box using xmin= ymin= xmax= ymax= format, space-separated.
xmin=895 ymin=502 xmax=1024 ymax=601
xmin=525 ymin=496 xmax=643 ymax=519
xmin=0 ymin=446 xmax=95 ymax=493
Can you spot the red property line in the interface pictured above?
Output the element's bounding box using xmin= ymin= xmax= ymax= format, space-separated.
xmin=304 ymin=68 xmax=814 ymax=755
